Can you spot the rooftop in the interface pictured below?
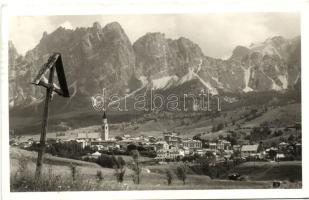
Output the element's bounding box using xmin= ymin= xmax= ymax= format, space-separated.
xmin=241 ymin=144 xmax=259 ymax=152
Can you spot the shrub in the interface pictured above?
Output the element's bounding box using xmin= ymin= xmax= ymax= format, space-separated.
xmin=273 ymin=130 xmax=283 ymax=137
xmin=18 ymin=157 xmax=28 ymax=175
xmin=96 ymin=170 xmax=104 ymax=182
xmin=165 ymin=169 xmax=173 ymax=185
xmin=112 ymin=156 xmax=126 ymax=183
xmin=176 ymin=164 xmax=187 ymax=185
xmin=70 ymin=164 xmax=78 ymax=182
xmin=131 ymin=150 xmax=142 ymax=184
xmin=97 ymin=154 xmax=115 ymax=168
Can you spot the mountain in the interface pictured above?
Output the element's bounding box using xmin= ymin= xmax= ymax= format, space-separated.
xmin=229 ymin=36 xmax=301 ymax=92
xmin=9 ymin=41 xmax=40 ymax=107
xmin=8 ymin=22 xmax=301 ymax=110
xmin=133 ymin=33 xmax=300 ymax=94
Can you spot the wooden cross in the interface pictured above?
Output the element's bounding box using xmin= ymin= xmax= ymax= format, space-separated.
xmin=32 ymin=53 xmax=70 ymax=179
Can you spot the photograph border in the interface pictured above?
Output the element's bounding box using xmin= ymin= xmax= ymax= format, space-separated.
xmin=1 ymin=0 xmax=309 ymax=199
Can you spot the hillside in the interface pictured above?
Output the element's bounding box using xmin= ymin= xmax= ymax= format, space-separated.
xmin=11 ymin=147 xmax=298 ymax=191
xmin=241 ymin=103 xmax=301 ymax=128
xmin=225 ymin=161 xmax=302 ymax=182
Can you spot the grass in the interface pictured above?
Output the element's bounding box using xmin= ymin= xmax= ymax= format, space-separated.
xmin=10 ymin=147 xmax=101 ymax=168
xmin=11 ymin=163 xmax=274 ymax=192
xmin=228 ymin=161 xmax=302 ymax=182
xmin=242 ymin=103 xmax=301 ymax=128
xmin=10 ymin=147 xmax=302 ymax=191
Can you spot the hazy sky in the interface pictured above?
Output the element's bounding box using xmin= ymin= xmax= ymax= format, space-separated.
xmin=9 ymin=13 xmax=300 ymax=58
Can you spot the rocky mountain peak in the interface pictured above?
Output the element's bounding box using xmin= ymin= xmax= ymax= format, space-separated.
xmin=270 ymin=35 xmax=286 ymax=46
xmin=92 ymin=21 xmax=102 ymax=30
xmin=229 ymin=45 xmax=250 ymax=62
xmin=8 ymin=21 xmax=301 ymax=109
xmin=103 ymin=22 xmax=124 ymax=35
xmin=174 ymin=36 xmax=204 ymax=59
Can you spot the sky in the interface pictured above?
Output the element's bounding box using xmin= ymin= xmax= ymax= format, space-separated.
xmin=9 ymin=13 xmax=300 ymax=58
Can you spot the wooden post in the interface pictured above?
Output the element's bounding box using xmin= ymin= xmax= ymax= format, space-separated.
xmin=35 ymin=66 xmax=55 ymax=179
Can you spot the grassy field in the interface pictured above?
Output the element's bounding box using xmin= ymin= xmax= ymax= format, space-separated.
xmin=227 ymin=161 xmax=302 ymax=182
xmin=11 ymin=147 xmax=299 ymax=191
xmin=241 ymin=104 xmax=301 ymax=128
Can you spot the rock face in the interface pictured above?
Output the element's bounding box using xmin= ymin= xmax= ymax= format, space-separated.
xmin=9 ymin=41 xmax=40 ymax=107
xmin=25 ymin=22 xmax=135 ymax=96
xmin=229 ymin=36 xmax=301 ymax=92
xmin=9 ymin=21 xmax=301 ymax=108
xmin=133 ymin=33 xmax=300 ymax=94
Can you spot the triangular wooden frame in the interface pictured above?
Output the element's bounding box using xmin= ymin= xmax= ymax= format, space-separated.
xmin=32 ymin=53 xmax=70 ymax=97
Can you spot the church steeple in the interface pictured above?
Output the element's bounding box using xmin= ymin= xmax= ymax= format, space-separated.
xmin=101 ymin=111 xmax=109 ymax=140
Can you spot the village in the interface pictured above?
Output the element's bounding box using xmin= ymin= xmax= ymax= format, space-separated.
xmin=10 ymin=111 xmax=302 ymax=167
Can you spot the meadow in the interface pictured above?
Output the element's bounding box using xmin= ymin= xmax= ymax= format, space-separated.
xmin=10 ymin=147 xmax=301 ymax=191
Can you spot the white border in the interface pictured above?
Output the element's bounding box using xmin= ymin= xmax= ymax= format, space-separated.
xmin=1 ymin=0 xmax=309 ymax=199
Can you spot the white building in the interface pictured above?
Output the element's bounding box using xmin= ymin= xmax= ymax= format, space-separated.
xmin=155 ymin=147 xmax=185 ymax=161
xmin=182 ymin=139 xmax=202 ymax=149
xmin=101 ymin=111 xmax=109 ymax=141
xmin=217 ymin=140 xmax=231 ymax=150
xmin=76 ymin=139 xmax=89 ymax=149
xmin=241 ymin=144 xmax=260 ymax=157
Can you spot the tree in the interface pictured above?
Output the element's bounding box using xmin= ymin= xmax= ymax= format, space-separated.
xmin=176 ymin=164 xmax=187 ymax=185
xmin=196 ymin=156 xmax=210 ymax=175
xmin=115 ymin=136 xmax=123 ymax=141
xmin=96 ymin=170 xmax=104 ymax=182
xmin=268 ymin=149 xmax=277 ymax=160
xmin=70 ymin=164 xmax=78 ymax=182
xmin=193 ymin=133 xmax=202 ymax=141
xmin=270 ymin=141 xmax=277 ymax=148
xmin=226 ymin=134 xmax=238 ymax=146
xmin=288 ymin=134 xmax=295 ymax=144
xmin=131 ymin=150 xmax=142 ymax=184
xmin=217 ymin=123 xmax=224 ymax=131
xmin=166 ymin=169 xmax=173 ymax=185
xmin=127 ymin=144 xmax=137 ymax=152
xmin=97 ymin=154 xmax=115 ymax=168
xmin=112 ymin=156 xmax=126 ymax=183
xmin=204 ymin=151 xmax=216 ymax=166
xmin=273 ymin=130 xmax=283 ymax=137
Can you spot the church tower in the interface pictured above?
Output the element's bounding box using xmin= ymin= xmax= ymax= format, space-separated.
xmin=101 ymin=111 xmax=109 ymax=140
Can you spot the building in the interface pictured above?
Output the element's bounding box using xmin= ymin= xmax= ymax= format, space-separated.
xmin=101 ymin=111 xmax=109 ymax=141
xmin=155 ymin=147 xmax=185 ymax=161
xmin=217 ymin=140 xmax=231 ymax=150
xmin=154 ymin=141 xmax=169 ymax=151
xmin=77 ymin=132 xmax=100 ymax=141
xmin=91 ymin=151 xmax=102 ymax=158
xmin=232 ymin=145 xmax=241 ymax=152
xmin=241 ymin=144 xmax=260 ymax=157
xmin=276 ymin=153 xmax=285 ymax=160
xmin=163 ymin=132 xmax=182 ymax=147
xmin=76 ymin=139 xmax=89 ymax=149
xmin=183 ymin=147 xmax=190 ymax=156
xmin=278 ymin=142 xmax=288 ymax=152
xmin=90 ymin=140 xmax=115 ymax=147
xmin=209 ymin=143 xmax=217 ymax=151
xmin=182 ymin=139 xmax=202 ymax=149
xmin=195 ymin=149 xmax=209 ymax=156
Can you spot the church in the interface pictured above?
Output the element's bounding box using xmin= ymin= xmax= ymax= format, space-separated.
xmin=88 ymin=111 xmax=115 ymax=147
xmin=101 ymin=111 xmax=109 ymax=141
